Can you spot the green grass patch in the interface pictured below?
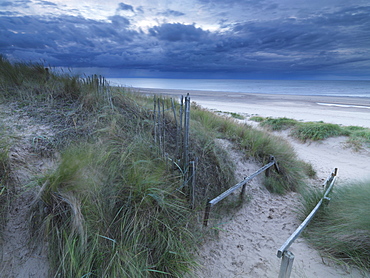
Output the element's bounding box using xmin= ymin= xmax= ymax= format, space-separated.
xmin=300 ymin=181 xmax=370 ymax=271
xmin=345 ymin=127 xmax=370 ymax=150
xmin=291 ymin=122 xmax=346 ymax=142
xmin=229 ymin=112 xmax=245 ymax=120
xmin=255 ymin=117 xmax=370 ymax=149
xmin=260 ymin=117 xmax=298 ymax=131
xmin=249 ymin=116 xmax=265 ymax=122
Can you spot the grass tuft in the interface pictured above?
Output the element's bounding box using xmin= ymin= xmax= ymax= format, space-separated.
xmin=300 ymin=181 xmax=370 ymax=270
xmin=255 ymin=117 xmax=370 ymax=150
xmin=249 ymin=116 xmax=265 ymax=122
xmin=0 ymin=123 xmax=11 ymax=229
xmin=260 ymin=117 xmax=298 ymax=131
xmin=34 ymin=142 xmax=197 ymax=277
xmin=191 ymin=106 xmax=307 ymax=194
xmin=291 ymin=122 xmax=345 ymax=141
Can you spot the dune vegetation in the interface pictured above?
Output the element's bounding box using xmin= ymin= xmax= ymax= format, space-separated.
xmin=252 ymin=116 xmax=370 ymax=149
xmin=299 ymin=180 xmax=370 ymax=272
xmin=0 ymin=56 xmax=368 ymax=276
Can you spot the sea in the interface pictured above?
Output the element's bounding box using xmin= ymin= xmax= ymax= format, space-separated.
xmin=107 ymin=78 xmax=370 ymax=99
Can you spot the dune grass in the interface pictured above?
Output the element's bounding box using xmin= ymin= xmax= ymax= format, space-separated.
xmin=299 ymin=180 xmax=370 ymax=271
xmin=1 ymin=56 xmax=315 ymax=276
xmin=3 ymin=56 xmax=369 ymax=274
xmin=190 ymin=106 xmax=310 ymax=194
xmin=32 ymin=141 xmax=196 ymax=277
xmin=253 ymin=116 xmax=370 ymax=148
xmin=0 ymin=123 xmax=10 ymax=229
xmin=260 ymin=117 xmax=298 ymax=131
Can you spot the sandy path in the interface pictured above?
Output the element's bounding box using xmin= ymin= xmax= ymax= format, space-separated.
xmin=0 ymin=105 xmax=52 ymax=278
xmin=194 ymin=139 xmax=368 ymax=278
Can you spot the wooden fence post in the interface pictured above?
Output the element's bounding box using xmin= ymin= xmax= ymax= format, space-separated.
xmin=203 ymin=199 xmax=211 ymax=227
xmin=278 ymin=251 xmax=294 ymax=278
xmin=189 ymin=160 xmax=196 ymax=209
xmin=183 ymin=94 xmax=190 ymax=171
xmin=240 ymin=181 xmax=247 ymax=198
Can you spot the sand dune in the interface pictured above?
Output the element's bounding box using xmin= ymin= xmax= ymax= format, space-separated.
xmin=139 ymin=88 xmax=370 ymax=277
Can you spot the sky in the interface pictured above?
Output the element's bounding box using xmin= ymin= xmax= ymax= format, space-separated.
xmin=1 ymin=0 xmax=370 ymax=80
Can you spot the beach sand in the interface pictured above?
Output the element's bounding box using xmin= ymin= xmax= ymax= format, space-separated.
xmin=139 ymin=88 xmax=370 ymax=277
xmin=138 ymin=88 xmax=370 ymax=128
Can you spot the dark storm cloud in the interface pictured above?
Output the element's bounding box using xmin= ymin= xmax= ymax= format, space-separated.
xmin=37 ymin=1 xmax=58 ymax=7
xmin=1 ymin=2 xmax=369 ymax=78
xmin=149 ymin=23 xmax=209 ymax=42
xmin=117 ymin=2 xmax=134 ymax=12
xmin=0 ymin=0 xmax=31 ymax=8
xmin=0 ymin=14 xmax=139 ymax=66
xmin=197 ymin=0 xmax=267 ymax=5
xmin=109 ymin=15 xmax=130 ymax=27
xmin=157 ymin=9 xmax=185 ymax=17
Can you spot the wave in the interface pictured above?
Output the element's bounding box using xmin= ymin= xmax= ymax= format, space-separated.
xmin=317 ymin=103 xmax=370 ymax=109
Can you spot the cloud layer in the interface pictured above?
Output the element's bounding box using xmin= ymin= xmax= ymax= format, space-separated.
xmin=1 ymin=0 xmax=369 ymax=79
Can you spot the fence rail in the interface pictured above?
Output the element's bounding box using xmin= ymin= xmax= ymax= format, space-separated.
xmin=277 ymin=168 xmax=338 ymax=278
xmin=203 ymin=155 xmax=279 ymax=226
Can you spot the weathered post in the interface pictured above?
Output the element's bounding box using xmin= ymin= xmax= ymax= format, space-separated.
xmin=153 ymin=96 xmax=157 ymax=144
xmin=189 ymin=160 xmax=196 ymax=209
xmin=203 ymin=198 xmax=211 ymax=227
xmin=162 ymin=99 xmax=165 ymax=155
xmin=278 ymin=251 xmax=294 ymax=278
xmin=183 ymin=94 xmax=190 ymax=171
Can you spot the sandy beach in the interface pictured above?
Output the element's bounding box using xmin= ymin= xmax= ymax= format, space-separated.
xmin=138 ymin=88 xmax=370 ymax=128
xmin=138 ymin=87 xmax=370 ymax=278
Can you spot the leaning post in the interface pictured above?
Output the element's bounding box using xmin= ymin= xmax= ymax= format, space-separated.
xmin=278 ymin=251 xmax=295 ymax=278
xmin=203 ymin=199 xmax=211 ymax=227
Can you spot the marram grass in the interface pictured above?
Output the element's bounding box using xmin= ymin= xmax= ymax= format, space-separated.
xmin=255 ymin=116 xmax=370 ymax=150
xmin=2 ymin=57 xmax=317 ymax=276
xmin=300 ymin=181 xmax=370 ymax=271
xmin=190 ymin=106 xmax=308 ymax=193
xmin=34 ymin=142 xmax=196 ymax=277
xmin=0 ymin=124 xmax=10 ymax=229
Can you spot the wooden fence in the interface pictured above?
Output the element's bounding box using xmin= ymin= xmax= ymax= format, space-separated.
xmin=277 ymin=168 xmax=338 ymax=278
xmin=153 ymin=94 xmax=195 ymax=207
xmin=203 ymin=155 xmax=280 ymax=226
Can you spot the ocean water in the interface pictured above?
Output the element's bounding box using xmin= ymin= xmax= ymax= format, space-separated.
xmin=107 ymin=78 xmax=370 ymax=99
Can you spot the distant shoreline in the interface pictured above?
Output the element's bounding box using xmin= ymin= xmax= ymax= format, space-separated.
xmin=108 ymin=78 xmax=370 ymax=99
xmin=135 ymin=87 xmax=370 ymax=128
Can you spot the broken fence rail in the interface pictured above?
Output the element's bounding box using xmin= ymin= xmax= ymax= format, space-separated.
xmin=277 ymin=168 xmax=338 ymax=278
xmin=203 ymin=155 xmax=279 ymax=226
